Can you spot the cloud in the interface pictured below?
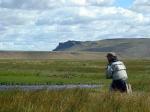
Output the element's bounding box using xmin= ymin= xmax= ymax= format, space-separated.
xmin=36 ymin=6 xmax=149 ymax=26
xmin=132 ymin=0 xmax=150 ymax=14
xmin=0 ymin=0 xmax=150 ymax=51
xmin=0 ymin=24 xmax=6 ymax=32
xmin=0 ymin=0 xmax=114 ymax=10
xmin=133 ymin=0 xmax=150 ymax=6
xmin=0 ymin=8 xmax=38 ymax=26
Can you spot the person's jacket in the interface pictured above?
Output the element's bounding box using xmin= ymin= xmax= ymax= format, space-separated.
xmin=106 ymin=61 xmax=128 ymax=80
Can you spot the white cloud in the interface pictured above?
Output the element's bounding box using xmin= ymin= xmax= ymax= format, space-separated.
xmin=36 ymin=6 xmax=149 ymax=27
xmin=0 ymin=8 xmax=39 ymax=26
xmin=132 ymin=0 xmax=150 ymax=14
xmin=133 ymin=0 xmax=150 ymax=6
xmin=0 ymin=0 xmax=150 ymax=51
xmin=0 ymin=0 xmax=114 ymax=10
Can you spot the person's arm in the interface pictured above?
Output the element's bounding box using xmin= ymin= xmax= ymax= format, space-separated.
xmin=106 ymin=64 xmax=113 ymax=79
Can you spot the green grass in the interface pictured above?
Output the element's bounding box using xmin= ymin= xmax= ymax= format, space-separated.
xmin=0 ymin=59 xmax=150 ymax=112
xmin=0 ymin=59 xmax=106 ymax=85
xmin=0 ymin=59 xmax=150 ymax=91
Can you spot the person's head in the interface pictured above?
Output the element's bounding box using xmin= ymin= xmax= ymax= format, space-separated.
xmin=106 ymin=52 xmax=118 ymax=63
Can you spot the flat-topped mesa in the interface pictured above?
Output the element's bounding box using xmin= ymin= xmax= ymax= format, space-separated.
xmin=53 ymin=40 xmax=82 ymax=51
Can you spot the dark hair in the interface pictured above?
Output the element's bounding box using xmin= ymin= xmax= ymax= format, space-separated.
xmin=106 ymin=52 xmax=116 ymax=58
xmin=107 ymin=55 xmax=118 ymax=64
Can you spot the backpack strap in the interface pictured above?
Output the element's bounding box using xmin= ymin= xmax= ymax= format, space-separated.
xmin=111 ymin=61 xmax=126 ymax=72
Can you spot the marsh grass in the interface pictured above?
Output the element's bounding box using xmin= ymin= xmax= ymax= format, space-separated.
xmin=0 ymin=59 xmax=150 ymax=91
xmin=0 ymin=59 xmax=150 ymax=112
xmin=0 ymin=59 xmax=106 ymax=85
xmin=0 ymin=89 xmax=150 ymax=112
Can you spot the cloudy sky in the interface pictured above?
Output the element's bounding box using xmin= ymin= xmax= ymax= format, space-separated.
xmin=0 ymin=0 xmax=150 ymax=51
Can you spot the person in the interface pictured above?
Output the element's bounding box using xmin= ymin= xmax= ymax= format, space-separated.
xmin=106 ymin=52 xmax=128 ymax=92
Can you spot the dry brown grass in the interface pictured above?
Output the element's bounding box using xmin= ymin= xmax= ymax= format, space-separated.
xmin=0 ymin=89 xmax=150 ymax=112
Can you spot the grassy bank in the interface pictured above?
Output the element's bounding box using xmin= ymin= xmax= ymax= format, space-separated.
xmin=0 ymin=89 xmax=150 ymax=112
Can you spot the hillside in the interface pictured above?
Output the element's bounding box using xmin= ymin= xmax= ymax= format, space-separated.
xmin=53 ymin=38 xmax=150 ymax=58
xmin=0 ymin=38 xmax=150 ymax=60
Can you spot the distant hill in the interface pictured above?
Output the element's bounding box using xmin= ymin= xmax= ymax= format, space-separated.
xmin=0 ymin=38 xmax=150 ymax=60
xmin=53 ymin=38 xmax=150 ymax=59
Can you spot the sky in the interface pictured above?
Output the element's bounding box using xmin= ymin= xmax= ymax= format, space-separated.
xmin=0 ymin=0 xmax=150 ymax=51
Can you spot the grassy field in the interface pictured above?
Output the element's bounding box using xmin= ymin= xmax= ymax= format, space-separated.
xmin=0 ymin=59 xmax=150 ymax=112
xmin=0 ymin=59 xmax=106 ymax=85
xmin=0 ymin=59 xmax=150 ymax=91
xmin=0 ymin=89 xmax=150 ymax=112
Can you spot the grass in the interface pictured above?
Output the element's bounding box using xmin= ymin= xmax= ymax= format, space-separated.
xmin=0 ymin=59 xmax=150 ymax=91
xmin=0 ymin=89 xmax=150 ymax=112
xmin=0 ymin=59 xmax=106 ymax=85
xmin=0 ymin=60 xmax=150 ymax=91
xmin=0 ymin=59 xmax=150 ymax=111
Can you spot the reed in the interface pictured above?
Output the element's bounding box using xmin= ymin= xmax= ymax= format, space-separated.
xmin=0 ymin=89 xmax=150 ymax=112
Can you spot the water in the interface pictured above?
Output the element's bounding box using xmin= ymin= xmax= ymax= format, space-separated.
xmin=0 ymin=85 xmax=101 ymax=91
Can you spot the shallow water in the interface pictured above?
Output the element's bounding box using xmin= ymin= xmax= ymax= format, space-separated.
xmin=0 ymin=85 xmax=101 ymax=91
